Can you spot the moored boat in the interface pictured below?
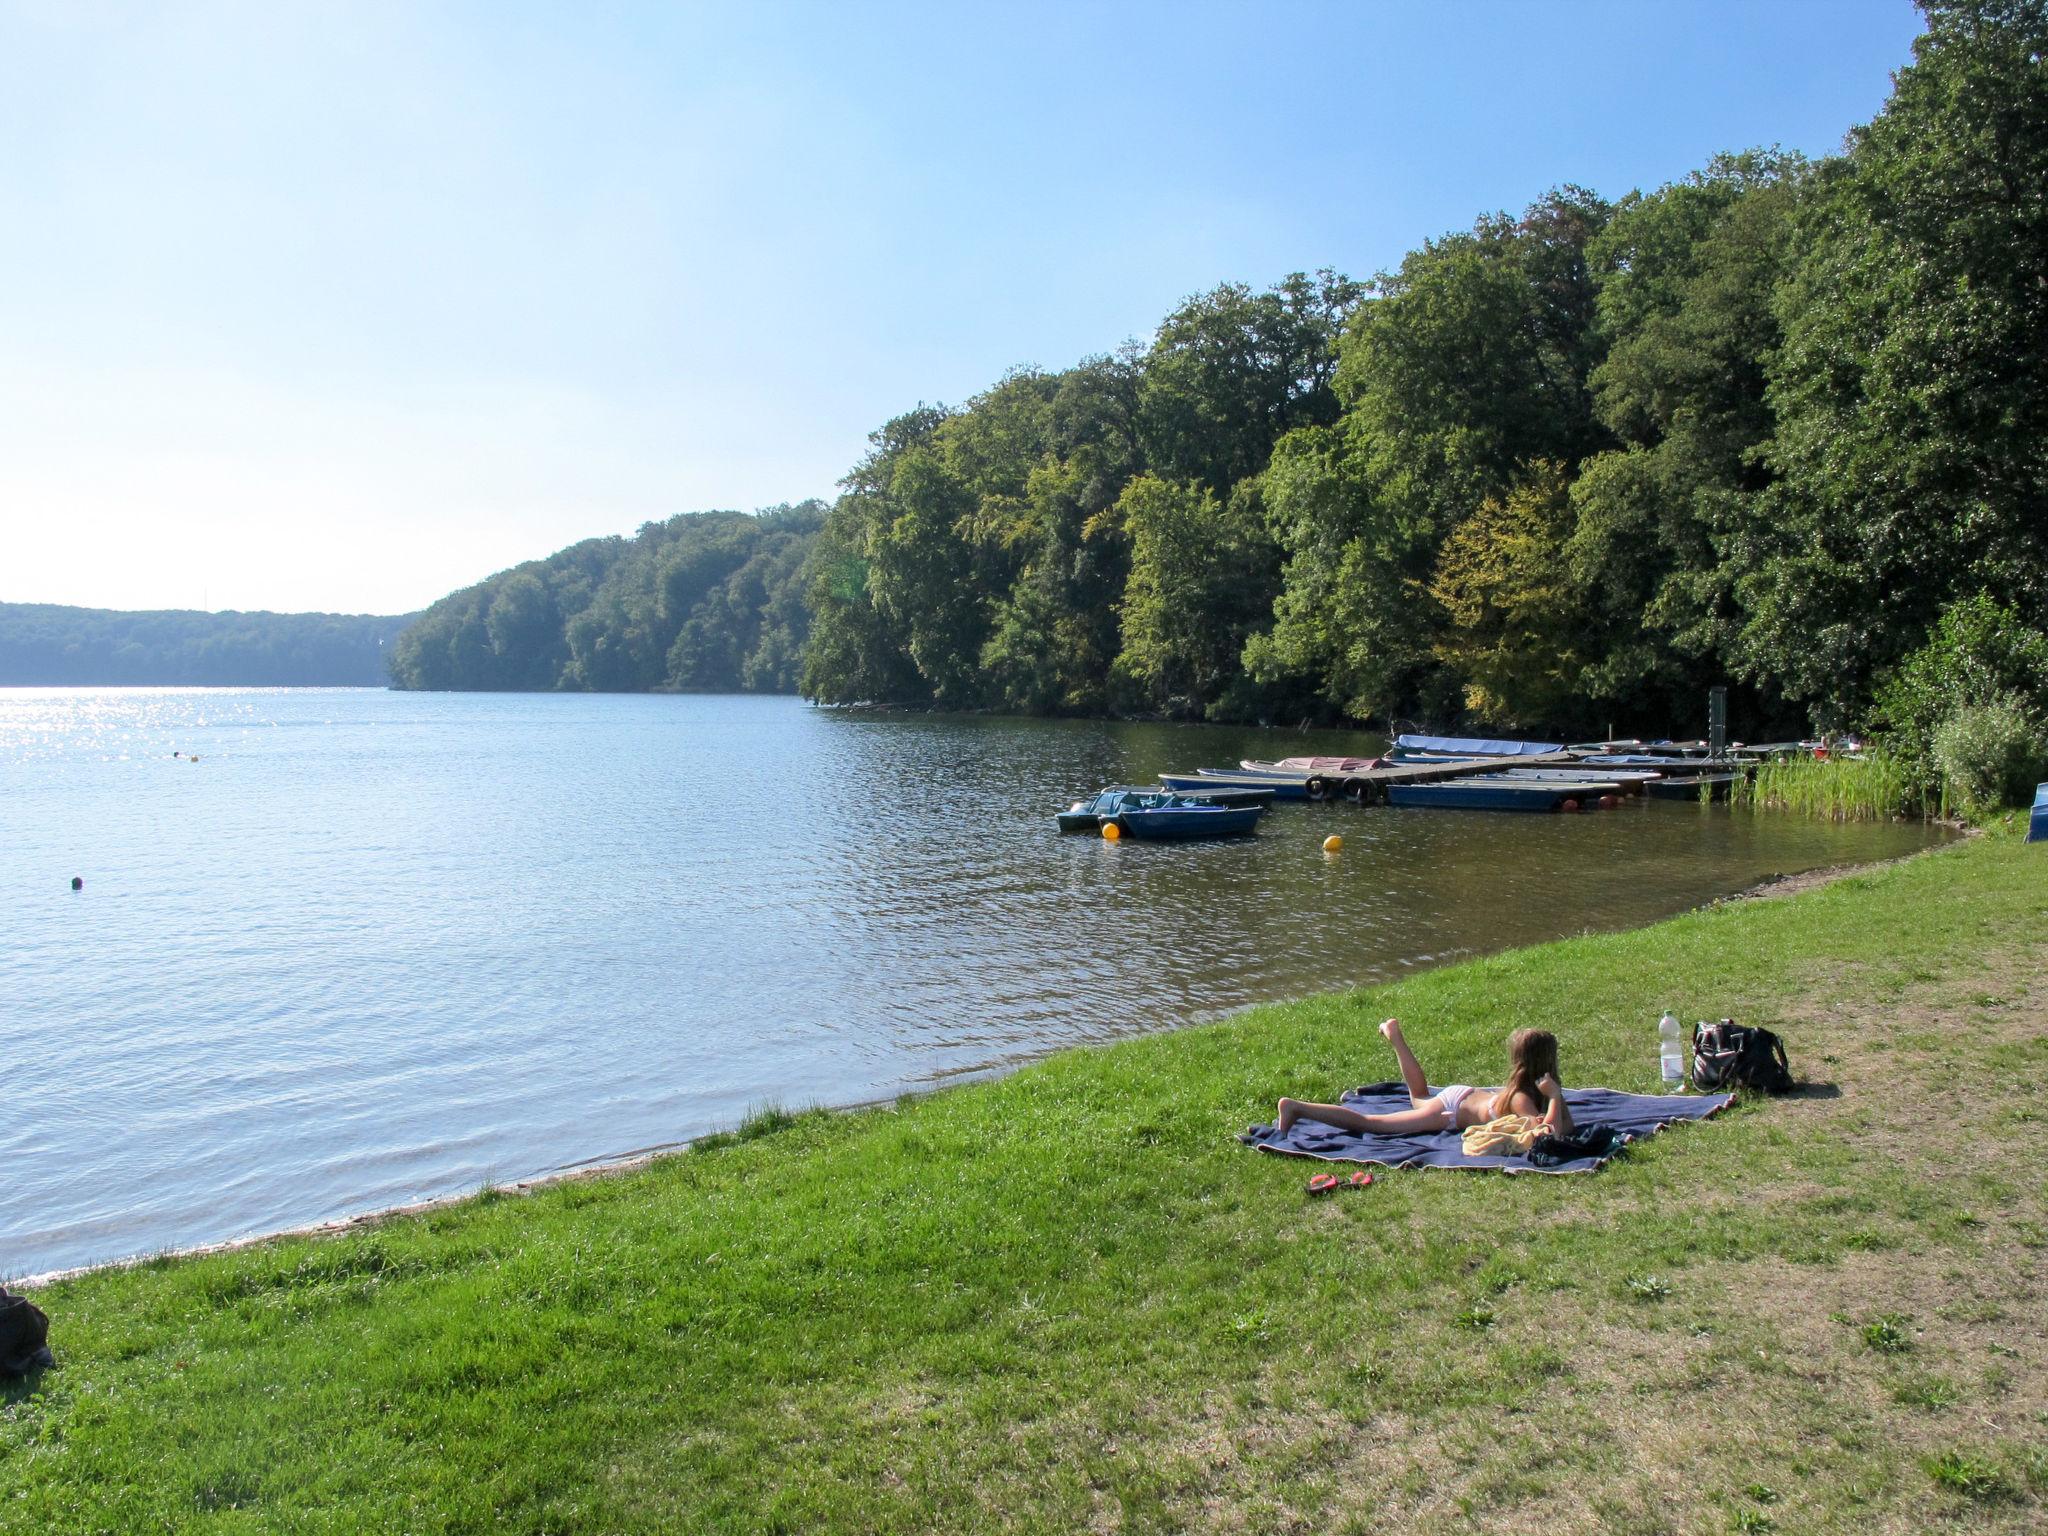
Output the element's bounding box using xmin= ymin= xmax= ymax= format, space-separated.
xmin=1056 ymin=788 xmax=1266 ymax=837
xmin=1643 ymin=773 xmax=1742 ymax=802
xmin=1163 ymin=770 xmax=1314 ymax=800
xmin=1386 ymin=780 xmax=1583 ymax=812
xmin=1390 ymin=733 xmax=1565 ymax=759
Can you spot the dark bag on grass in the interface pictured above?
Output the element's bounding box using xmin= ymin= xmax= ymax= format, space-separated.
xmin=1528 ymin=1124 xmax=1621 ymax=1168
xmin=0 ymin=1287 xmax=53 ymax=1376
xmin=1691 ymin=1018 xmax=1794 ymax=1095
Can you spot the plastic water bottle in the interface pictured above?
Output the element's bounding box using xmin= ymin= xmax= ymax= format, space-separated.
xmin=1659 ymin=1011 xmax=1684 ymax=1085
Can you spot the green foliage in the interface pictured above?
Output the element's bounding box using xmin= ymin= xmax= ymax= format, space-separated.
xmin=403 ymin=3 xmax=2048 ymax=744
xmin=1932 ymin=697 xmax=2047 ymax=816
xmin=390 ymin=505 xmax=823 ymax=693
xmin=1732 ymin=1 xmax=2048 ymax=721
xmin=0 ymin=603 xmax=409 ymax=686
xmin=1875 ymin=594 xmax=2048 ymax=807
xmin=1428 ymin=462 xmax=1585 ymax=729
xmin=1112 ymin=475 xmax=1279 ymax=718
xmin=1734 ymin=753 xmax=1914 ymax=822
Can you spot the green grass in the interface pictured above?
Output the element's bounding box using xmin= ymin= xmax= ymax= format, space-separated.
xmin=5 ymin=837 xmax=2046 ymax=1533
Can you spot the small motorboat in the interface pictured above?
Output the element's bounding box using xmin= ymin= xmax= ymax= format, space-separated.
xmin=1055 ymin=788 xmax=1264 ymax=839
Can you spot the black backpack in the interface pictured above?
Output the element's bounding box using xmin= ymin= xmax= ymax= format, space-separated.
xmin=0 ymin=1287 xmax=53 ymax=1377
xmin=1692 ymin=1018 xmax=1795 ymax=1095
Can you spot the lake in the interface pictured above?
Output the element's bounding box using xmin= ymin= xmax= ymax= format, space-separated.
xmin=0 ymin=688 xmax=1946 ymax=1277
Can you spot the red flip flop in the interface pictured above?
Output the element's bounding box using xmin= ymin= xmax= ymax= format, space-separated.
xmin=1349 ymin=1170 xmax=1374 ymax=1188
xmin=1306 ymin=1173 xmax=1340 ymax=1196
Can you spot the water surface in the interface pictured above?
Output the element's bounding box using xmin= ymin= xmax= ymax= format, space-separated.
xmin=0 ymin=689 xmax=1945 ymax=1275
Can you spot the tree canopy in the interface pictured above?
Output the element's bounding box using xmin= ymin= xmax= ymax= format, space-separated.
xmin=399 ymin=1 xmax=2047 ymax=778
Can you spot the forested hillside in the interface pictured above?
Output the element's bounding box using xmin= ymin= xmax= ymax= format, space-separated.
xmin=396 ymin=1 xmax=2045 ymax=773
xmin=0 ymin=604 xmax=409 ymax=686
xmin=387 ymin=504 xmax=824 ymax=692
xmin=804 ymin=0 xmax=2045 ymax=744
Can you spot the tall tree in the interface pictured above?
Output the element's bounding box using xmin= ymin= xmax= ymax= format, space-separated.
xmin=1732 ymin=0 xmax=2048 ymax=722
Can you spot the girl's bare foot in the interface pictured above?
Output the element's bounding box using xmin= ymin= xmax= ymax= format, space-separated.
xmin=1276 ymin=1097 xmax=1299 ymax=1132
xmin=1379 ymin=1017 xmax=1401 ymax=1042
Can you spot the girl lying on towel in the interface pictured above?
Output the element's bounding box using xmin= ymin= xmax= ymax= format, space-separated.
xmin=1275 ymin=1018 xmax=1574 ymax=1138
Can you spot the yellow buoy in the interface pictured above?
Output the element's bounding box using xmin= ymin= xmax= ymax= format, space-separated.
xmin=1323 ymin=834 xmax=1343 ymax=853
xmin=1101 ymin=821 xmax=1121 ymax=842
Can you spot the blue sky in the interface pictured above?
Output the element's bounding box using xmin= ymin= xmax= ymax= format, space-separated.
xmin=1 ymin=0 xmax=1926 ymax=616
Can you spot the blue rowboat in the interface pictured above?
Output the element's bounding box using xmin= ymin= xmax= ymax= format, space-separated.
xmin=1119 ymin=801 xmax=1264 ymax=839
xmin=1386 ymin=780 xmax=1579 ymax=812
xmin=1162 ymin=770 xmax=1314 ymax=800
xmin=1056 ymin=788 xmax=1265 ymax=838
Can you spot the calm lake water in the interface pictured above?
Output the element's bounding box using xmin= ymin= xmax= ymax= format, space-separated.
xmin=2 ymin=688 xmax=1946 ymax=1276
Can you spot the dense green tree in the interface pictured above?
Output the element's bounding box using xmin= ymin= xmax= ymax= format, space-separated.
xmin=1567 ymin=152 xmax=1807 ymax=726
xmin=1428 ymin=462 xmax=1586 ymax=730
xmin=1111 ymin=475 xmax=1280 ymax=717
xmin=1138 ymin=271 xmax=1363 ymax=496
xmin=1255 ymin=189 xmax=1613 ymax=724
xmin=391 ymin=506 xmax=823 ymax=693
xmin=1732 ymin=0 xmax=2048 ymax=722
xmin=395 ymin=2 xmax=2044 ymax=776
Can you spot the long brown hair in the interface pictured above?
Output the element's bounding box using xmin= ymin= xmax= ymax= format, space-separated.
xmin=1495 ymin=1028 xmax=1559 ymax=1117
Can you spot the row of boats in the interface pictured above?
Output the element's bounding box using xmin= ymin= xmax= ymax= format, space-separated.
xmin=1056 ymin=732 xmax=1801 ymax=838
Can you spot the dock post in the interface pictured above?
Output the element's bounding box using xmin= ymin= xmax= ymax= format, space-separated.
xmin=1708 ymin=686 xmax=1728 ymax=759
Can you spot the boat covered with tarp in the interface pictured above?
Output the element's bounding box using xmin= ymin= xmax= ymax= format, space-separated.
xmin=1391 ymin=733 xmax=1565 ymax=759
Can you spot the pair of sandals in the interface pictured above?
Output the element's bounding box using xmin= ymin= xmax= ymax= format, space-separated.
xmin=1306 ymin=1170 xmax=1373 ymax=1196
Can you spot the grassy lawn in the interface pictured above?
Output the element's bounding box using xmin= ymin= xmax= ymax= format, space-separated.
xmin=5 ymin=834 xmax=2045 ymax=1533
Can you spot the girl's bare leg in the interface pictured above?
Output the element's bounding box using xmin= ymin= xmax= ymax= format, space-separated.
xmin=1276 ymin=1097 xmax=1450 ymax=1136
xmin=1381 ymin=1017 xmax=1432 ymax=1105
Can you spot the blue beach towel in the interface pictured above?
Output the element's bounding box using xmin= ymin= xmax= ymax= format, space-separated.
xmin=1245 ymin=1081 xmax=1733 ymax=1175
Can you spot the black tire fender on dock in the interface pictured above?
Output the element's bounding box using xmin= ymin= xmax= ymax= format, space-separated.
xmin=1304 ymin=776 xmax=1330 ymax=801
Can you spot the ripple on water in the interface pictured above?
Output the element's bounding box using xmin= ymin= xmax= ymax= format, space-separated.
xmin=0 ymin=688 xmax=1949 ymax=1276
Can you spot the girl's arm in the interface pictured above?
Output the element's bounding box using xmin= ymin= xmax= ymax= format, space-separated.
xmin=1537 ymin=1073 xmax=1574 ymax=1136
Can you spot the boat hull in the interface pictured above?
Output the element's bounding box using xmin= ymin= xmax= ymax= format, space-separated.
xmin=1645 ymin=773 xmax=1741 ymax=802
xmin=1117 ymin=805 xmax=1264 ymax=839
xmin=1162 ymin=771 xmax=1313 ymax=800
xmin=1387 ymin=781 xmax=1576 ymax=812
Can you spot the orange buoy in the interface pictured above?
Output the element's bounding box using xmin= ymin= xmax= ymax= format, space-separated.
xmin=1599 ymin=794 xmax=1618 ymax=809
xmin=1101 ymin=821 xmax=1121 ymax=842
xmin=1323 ymin=835 xmax=1343 ymax=853
xmin=1561 ymin=799 xmax=1581 ymax=814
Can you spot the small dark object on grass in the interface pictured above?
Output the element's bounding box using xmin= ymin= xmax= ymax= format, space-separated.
xmin=0 ymin=1287 xmax=53 ymax=1377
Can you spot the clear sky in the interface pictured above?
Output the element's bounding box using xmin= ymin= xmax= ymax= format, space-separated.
xmin=1 ymin=0 xmax=1926 ymax=617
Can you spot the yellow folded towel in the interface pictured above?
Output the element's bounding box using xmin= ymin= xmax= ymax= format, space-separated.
xmin=1461 ymin=1114 xmax=1548 ymax=1156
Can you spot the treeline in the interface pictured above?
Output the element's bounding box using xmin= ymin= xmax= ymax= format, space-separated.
xmin=0 ymin=603 xmax=410 ymax=686
xmin=387 ymin=504 xmax=824 ymax=692
xmin=803 ymin=0 xmax=2047 ymax=753
xmin=394 ymin=0 xmax=2046 ymax=807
